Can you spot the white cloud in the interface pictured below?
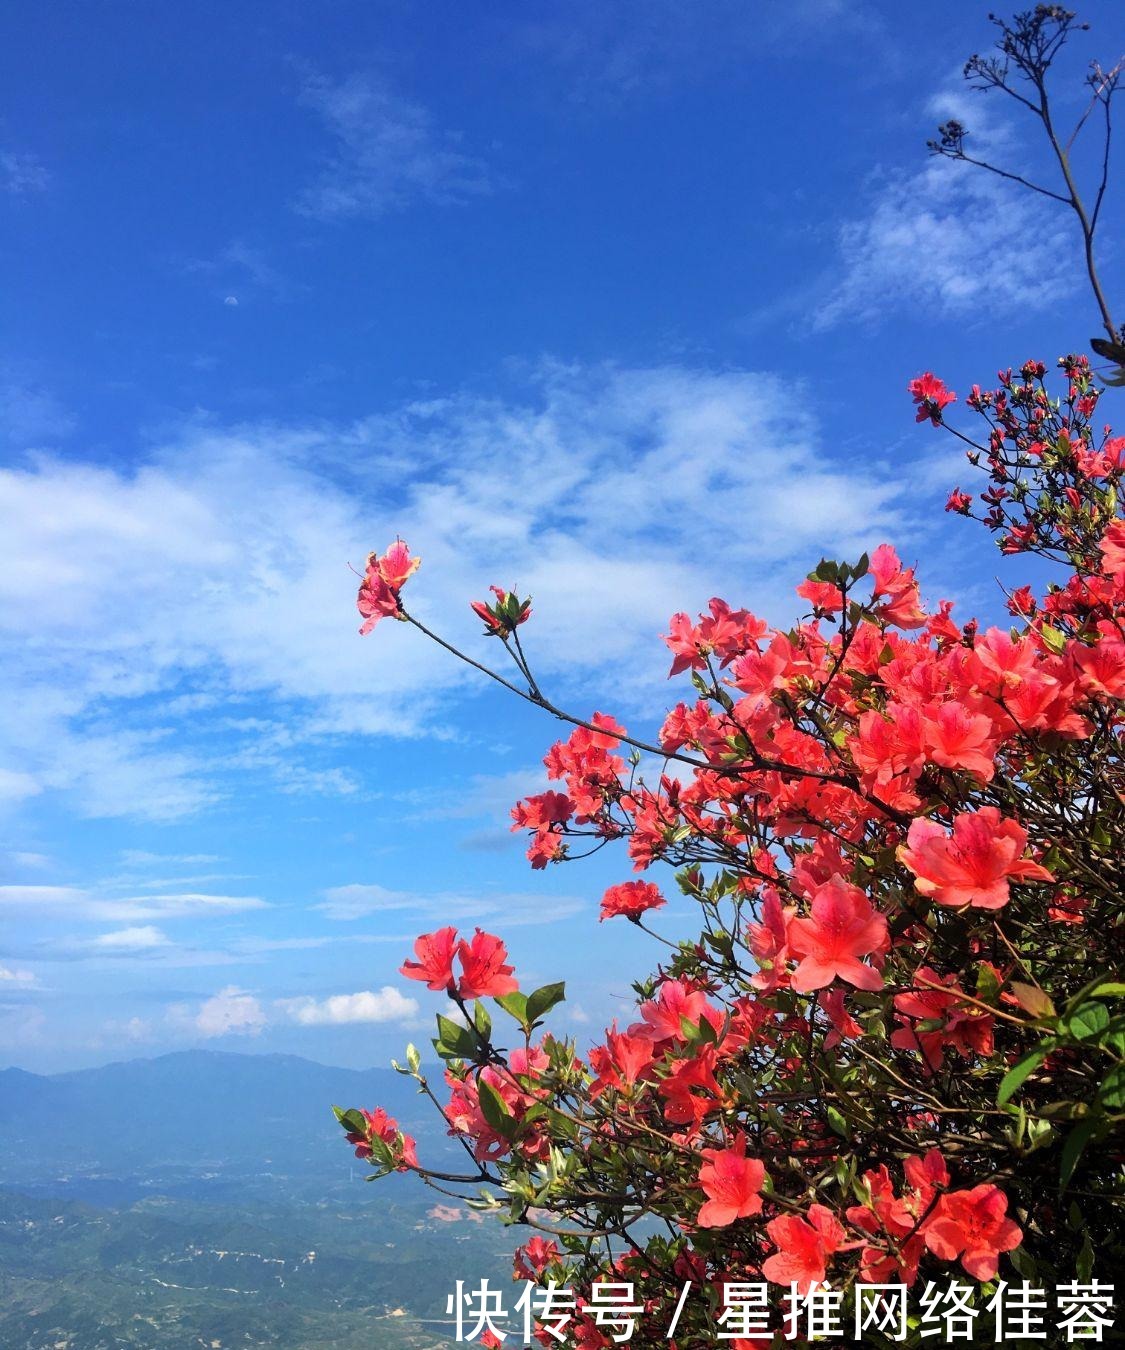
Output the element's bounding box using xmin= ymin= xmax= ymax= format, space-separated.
xmin=315 ymin=882 xmax=420 ymax=919
xmin=102 ymin=1015 xmax=153 ymax=1042
xmin=0 ymin=884 xmax=267 ymax=922
xmin=6 ymin=851 xmax=51 ymax=869
xmin=0 ymin=884 xmax=90 ymax=912
xmin=193 ymin=985 xmax=266 ymax=1038
xmin=88 ymin=925 xmax=170 ymax=951
xmin=0 ymin=767 xmax=41 ymax=802
xmin=0 ymin=1004 xmax=46 ymax=1046
xmin=0 ymin=964 xmax=37 ymax=987
xmin=118 ymin=850 xmax=222 ymax=867
xmin=816 ymin=90 xmax=1072 ymax=330
xmin=401 ymin=767 xmax=548 ymax=822
xmin=0 ymin=362 xmax=914 ymax=822
xmin=295 ymin=70 xmax=492 ymax=220
xmin=2 ymin=150 xmax=50 ymax=196
xmin=276 ymin=986 xmax=418 ymax=1026
xmin=182 ymin=239 xmax=299 ymax=306
xmin=315 ymin=882 xmax=584 ymax=927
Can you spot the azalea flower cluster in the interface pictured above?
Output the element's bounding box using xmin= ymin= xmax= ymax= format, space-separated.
xmin=338 ymin=356 xmax=1125 ymax=1347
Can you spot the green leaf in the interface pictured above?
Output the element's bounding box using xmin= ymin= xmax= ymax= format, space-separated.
xmin=1039 ymin=624 xmax=1066 ymax=654
xmin=526 ymin=981 xmax=566 ymax=1025
xmin=1089 ymin=982 xmax=1125 ymax=999
xmin=975 ymin=963 xmax=1001 ymax=1004
xmin=826 ymin=1106 xmax=849 ymax=1139
xmin=1009 ymin=1244 xmax=1037 ymax=1279
xmin=997 ymin=1049 xmax=1046 ymax=1107
xmin=1063 ymin=974 xmax=1123 ymax=1015
xmin=434 ymin=1013 xmax=479 ymax=1060
xmin=1059 ymin=1120 xmax=1096 ymax=1191
xmin=333 ymin=1106 xmax=367 ymax=1135
xmin=371 ymin=1133 xmax=396 ymax=1164
xmin=477 ymin=1077 xmax=513 ymax=1133
xmin=1064 ymin=1001 xmax=1110 ymax=1041
xmin=406 ymin=1043 xmax=421 ymax=1074
xmin=494 ymin=991 xmax=529 ymax=1026
xmin=1077 ymin=1229 xmax=1095 ymax=1282
xmin=1097 ymin=1062 xmax=1125 ymax=1110
xmin=473 ymin=1000 xmax=492 ymax=1040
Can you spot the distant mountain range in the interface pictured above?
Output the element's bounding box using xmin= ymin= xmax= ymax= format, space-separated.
xmin=0 ymin=1051 xmax=510 ymax=1347
xmin=0 ymin=1050 xmax=428 ymax=1183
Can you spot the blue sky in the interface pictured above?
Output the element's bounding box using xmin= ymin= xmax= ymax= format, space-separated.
xmin=3 ymin=0 xmax=1124 ymax=1071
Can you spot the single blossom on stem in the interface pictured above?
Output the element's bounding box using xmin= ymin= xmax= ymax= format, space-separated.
xmin=695 ymin=1133 xmax=766 ymax=1228
xmin=786 ymin=876 xmax=889 ymax=993
xmin=599 ymin=880 xmax=666 ymax=922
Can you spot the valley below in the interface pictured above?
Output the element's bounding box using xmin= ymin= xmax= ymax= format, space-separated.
xmin=0 ymin=1051 xmax=514 ymax=1349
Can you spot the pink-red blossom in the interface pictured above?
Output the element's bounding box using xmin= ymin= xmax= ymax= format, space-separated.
xmin=599 ymin=880 xmax=666 ymax=922
xmin=924 ymin=1185 xmax=1022 ymax=1281
xmin=787 ymin=876 xmax=888 ymax=992
xmin=696 ymin=1134 xmax=766 ymax=1228
xmin=899 ymin=807 xmax=1053 ymax=909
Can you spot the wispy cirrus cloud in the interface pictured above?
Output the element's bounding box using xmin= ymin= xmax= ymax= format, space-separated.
xmin=2 ymin=149 xmax=49 ymax=196
xmin=815 ymin=90 xmax=1073 ymax=331
xmin=295 ymin=70 xmax=493 ymax=221
xmin=0 ymin=964 xmax=38 ymax=987
xmin=87 ymin=925 xmax=171 ymax=952
xmin=0 ymin=885 xmax=268 ymax=923
xmin=0 ymin=361 xmax=920 ymax=824
xmin=315 ymin=881 xmax=585 ymax=927
xmin=0 ymin=768 xmax=41 ymax=804
xmin=180 ymin=240 xmax=304 ymax=305
xmin=5 ymin=852 xmax=52 ymax=870
xmin=118 ymin=850 xmax=222 ymax=867
xmin=516 ymin=0 xmax=884 ymax=105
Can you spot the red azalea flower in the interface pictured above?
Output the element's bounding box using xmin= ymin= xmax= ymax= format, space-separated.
xmin=456 ymin=928 xmax=519 ymax=999
xmin=599 ymin=880 xmax=666 ymax=922
xmin=399 ymin=926 xmax=458 ymax=991
xmin=787 ymin=876 xmax=888 ymax=992
xmin=696 ymin=1133 xmax=766 ymax=1228
xmin=762 ymin=1205 xmax=845 ymax=1293
xmin=923 ymin=1184 xmax=1022 ymax=1281
xmin=899 ymin=807 xmax=1053 ymax=910
xmin=376 ymin=539 xmax=421 ymax=590
xmin=909 ymin=372 xmax=957 ymax=424
xmin=356 ymin=540 xmax=419 ymax=633
xmin=1098 ymin=519 xmax=1125 ymax=577
xmin=514 ymin=1235 xmax=560 ymax=1280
